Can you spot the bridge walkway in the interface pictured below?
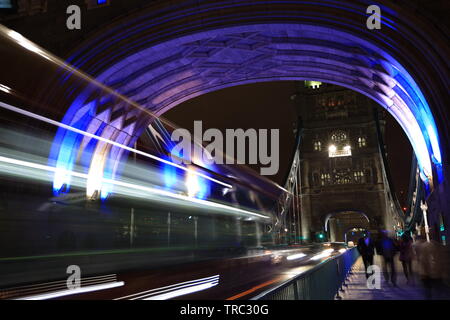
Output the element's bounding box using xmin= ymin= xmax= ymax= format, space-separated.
xmin=339 ymin=254 xmax=450 ymax=300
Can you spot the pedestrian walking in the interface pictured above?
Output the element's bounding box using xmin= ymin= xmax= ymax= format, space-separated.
xmin=414 ymin=234 xmax=445 ymax=299
xmin=376 ymin=230 xmax=398 ymax=286
xmin=399 ymin=233 xmax=414 ymax=284
xmin=357 ymin=233 xmax=375 ymax=278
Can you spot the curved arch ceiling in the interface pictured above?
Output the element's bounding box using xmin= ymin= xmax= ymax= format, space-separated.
xmin=50 ymin=1 xmax=445 ymax=198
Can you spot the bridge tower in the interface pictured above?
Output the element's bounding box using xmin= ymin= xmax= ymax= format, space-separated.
xmin=292 ymin=81 xmax=394 ymax=243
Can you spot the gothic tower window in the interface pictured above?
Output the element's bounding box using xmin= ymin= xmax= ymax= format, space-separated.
xmin=354 ymin=170 xmax=365 ymax=183
xmin=320 ymin=173 xmax=331 ymax=186
xmin=328 ymin=130 xmax=351 ymax=157
xmin=314 ymin=140 xmax=322 ymax=151
xmin=358 ymin=137 xmax=367 ymax=147
xmin=334 ymin=169 xmax=352 ymax=184
xmin=331 ymin=131 xmax=347 ymax=144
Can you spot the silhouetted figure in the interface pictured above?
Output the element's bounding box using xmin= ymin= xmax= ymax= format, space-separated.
xmin=376 ymin=230 xmax=398 ymax=286
xmin=399 ymin=233 xmax=414 ymax=284
xmin=414 ymin=235 xmax=445 ymax=299
xmin=357 ymin=233 xmax=375 ymax=278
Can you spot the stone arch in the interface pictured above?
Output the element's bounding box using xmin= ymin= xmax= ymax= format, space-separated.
xmin=343 ymin=227 xmax=370 ymax=244
xmin=324 ymin=210 xmax=371 ymax=242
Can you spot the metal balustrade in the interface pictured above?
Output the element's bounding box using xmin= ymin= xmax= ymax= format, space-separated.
xmin=253 ymin=247 xmax=359 ymax=300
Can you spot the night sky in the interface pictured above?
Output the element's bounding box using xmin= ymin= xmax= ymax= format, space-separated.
xmin=164 ymin=81 xmax=412 ymax=207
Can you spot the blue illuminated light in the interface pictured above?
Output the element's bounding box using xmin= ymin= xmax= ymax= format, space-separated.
xmin=163 ymin=162 xmax=178 ymax=189
xmin=195 ymin=176 xmax=209 ymax=200
xmin=50 ymin=98 xmax=96 ymax=195
xmin=392 ymin=69 xmax=442 ymax=171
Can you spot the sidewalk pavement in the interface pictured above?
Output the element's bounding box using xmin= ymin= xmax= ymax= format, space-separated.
xmin=338 ymin=255 xmax=450 ymax=300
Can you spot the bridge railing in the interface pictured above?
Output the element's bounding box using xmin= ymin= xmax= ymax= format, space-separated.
xmin=252 ymin=247 xmax=359 ymax=300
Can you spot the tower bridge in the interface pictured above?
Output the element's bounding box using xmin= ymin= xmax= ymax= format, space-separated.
xmin=0 ymin=0 xmax=448 ymax=302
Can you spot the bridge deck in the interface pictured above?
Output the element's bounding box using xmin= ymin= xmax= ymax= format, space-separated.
xmin=339 ymin=255 xmax=450 ymax=300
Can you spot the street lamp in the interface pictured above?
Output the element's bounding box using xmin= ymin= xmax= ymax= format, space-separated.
xmin=420 ymin=201 xmax=430 ymax=242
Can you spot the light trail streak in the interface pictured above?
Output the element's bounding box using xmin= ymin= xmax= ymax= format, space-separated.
xmin=0 ymin=101 xmax=233 ymax=189
xmin=226 ymin=277 xmax=282 ymax=300
xmin=0 ymin=25 xmax=176 ymax=131
xmin=286 ymin=253 xmax=307 ymax=261
xmin=16 ymin=281 xmax=124 ymax=300
xmin=0 ymin=155 xmax=270 ymax=220
xmin=115 ymin=275 xmax=220 ymax=300
xmin=3 ymin=274 xmax=118 ymax=299
xmin=310 ymin=249 xmax=334 ymax=261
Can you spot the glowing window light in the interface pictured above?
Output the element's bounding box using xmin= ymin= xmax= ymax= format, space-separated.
xmin=331 ymin=132 xmax=347 ymax=143
xmin=358 ymin=137 xmax=366 ymax=147
xmin=328 ymin=144 xmax=351 ymax=158
xmin=314 ymin=141 xmax=322 ymax=151
xmin=305 ymin=81 xmax=322 ymax=89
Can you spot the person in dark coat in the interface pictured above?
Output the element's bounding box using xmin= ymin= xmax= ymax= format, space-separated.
xmin=399 ymin=233 xmax=414 ymax=283
xmin=357 ymin=233 xmax=375 ymax=278
xmin=376 ymin=230 xmax=398 ymax=286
